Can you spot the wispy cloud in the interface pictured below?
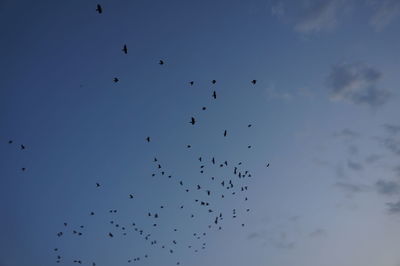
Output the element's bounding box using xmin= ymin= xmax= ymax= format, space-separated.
xmin=386 ymin=200 xmax=400 ymax=214
xmin=327 ymin=63 xmax=391 ymax=107
xmin=347 ymin=160 xmax=363 ymax=171
xmin=334 ymin=182 xmax=369 ymax=194
xmin=294 ymin=0 xmax=344 ymax=33
xmin=383 ymin=124 xmax=400 ymax=135
xmin=375 ymin=180 xmax=400 ymax=196
xmin=333 ymin=128 xmax=360 ymax=140
xmin=265 ymin=84 xmax=293 ymax=101
xmin=369 ymin=0 xmax=400 ymax=31
xmin=309 ymin=228 xmax=327 ymax=238
xmin=364 ymin=154 xmax=383 ymax=164
xmin=380 ymin=137 xmax=400 ymax=156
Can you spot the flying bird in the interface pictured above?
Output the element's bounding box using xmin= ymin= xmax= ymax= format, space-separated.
xmin=113 ymin=77 xmax=119 ymax=83
xmin=96 ymin=4 xmax=103 ymax=14
xmin=8 ymin=140 xmax=12 ymax=144
xmin=122 ymin=44 xmax=128 ymax=54
xmin=190 ymin=117 xmax=196 ymax=125
xmin=96 ymin=183 xmax=100 ymax=187
xmin=223 ymin=130 xmax=227 ymax=137
xmin=146 ymin=137 xmax=151 ymax=142
xmin=251 ymin=80 xmax=257 ymax=85
xmin=189 ymin=81 xmax=194 ymax=86
xmin=20 ymin=144 xmax=25 ymax=150
xmin=211 ymin=80 xmax=216 ymax=84
xmin=159 ymin=60 xmax=164 ymax=65
xmin=212 ymin=91 xmax=217 ymax=99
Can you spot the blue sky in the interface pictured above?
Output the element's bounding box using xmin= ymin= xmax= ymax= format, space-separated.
xmin=1 ymin=0 xmax=400 ymax=265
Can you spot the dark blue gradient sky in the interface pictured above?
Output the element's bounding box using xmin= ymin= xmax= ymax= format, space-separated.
xmin=1 ymin=0 xmax=400 ymax=266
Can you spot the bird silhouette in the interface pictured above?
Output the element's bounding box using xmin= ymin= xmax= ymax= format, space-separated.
xmin=146 ymin=137 xmax=151 ymax=142
xmin=129 ymin=194 xmax=134 ymax=199
xmin=212 ymin=91 xmax=217 ymax=99
xmin=8 ymin=140 xmax=12 ymax=144
xmin=224 ymin=130 xmax=227 ymax=137
xmin=113 ymin=77 xmax=119 ymax=83
xmin=96 ymin=183 xmax=100 ymax=187
xmin=96 ymin=4 xmax=103 ymax=14
xmin=211 ymin=80 xmax=216 ymax=84
xmin=159 ymin=60 xmax=164 ymax=65
xmin=189 ymin=81 xmax=194 ymax=86
xmin=251 ymin=80 xmax=257 ymax=85
xmin=190 ymin=117 xmax=196 ymax=125
xmin=122 ymin=44 xmax=128 ymax=54
xmin=20 ymin=144 xmax=25 ymax=150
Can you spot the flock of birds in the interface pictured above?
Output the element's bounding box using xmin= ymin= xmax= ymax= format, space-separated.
xmin=8 ymin=4 xmax=270 ymax=265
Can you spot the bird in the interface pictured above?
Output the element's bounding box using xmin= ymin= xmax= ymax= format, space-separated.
xmin=248 ymin=124 xmax=252 ymax=127
xmin=190 ymin=117 xmax=196 ymax=125
xmin=8 ymin=140 xmax=12 ymax=144
xmin=21 ymin=167 xmax=26 ymax=171
xmin=189 ymin=81 xmax=194 ymax=86
xmin=266 ymin=163 xmax=270 ymax=167
xmin=159 ymin=60 xmax=164 ymax=65
xmin=96 ymin=183 xmax=100 ymax=187
xmin=212 ymin=91 xmax=217 ymax=99
xmin=122 ymin=44 xmax=128 ymax=54
xmin=96 ymin=4 xmax=103 ymax=14
xmin=108 ymin=232 xmax=113 ymax=237
xmin=251 ymin=80 xmax=257 ymax=85
xmin=113 ymin=77 xmax=119 ymax=83
xmin=146 ymin=137 xmax=151 ymax=142
xmin=202 ymin=107 xmax=207 ymax=110
xmin=211 ymin=80 xmax=217 ymax=84
xmin=20 ymin=144 xmax=25 ymax=150
xmin=129 ymin=194 xmax=134 ymax=199
xmin=223 ymin=130 xmax=227 ymax=137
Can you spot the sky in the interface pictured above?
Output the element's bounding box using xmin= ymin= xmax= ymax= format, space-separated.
xmin=1 ymin=0 xmax=400 ymax=265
